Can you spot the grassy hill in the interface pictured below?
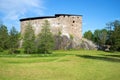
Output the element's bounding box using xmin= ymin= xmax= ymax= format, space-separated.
xmin=0 ymin=50 xmax=120 ymax=80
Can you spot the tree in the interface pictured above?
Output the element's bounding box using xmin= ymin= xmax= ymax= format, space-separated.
xmin=9 ymin=27 xmax=19 ymax=54
xmin=0 ymin=20 xmax=3 ymax=26
xmin=37 ymin=20 xmax=54 ymax=54
xmin=84 ymin=30 xmax=93 ymax=40
xmin=0 ymin=24 xmax=9 ymax=50
xmin=23 ymin=23 xmax=35 ymax=54
xmin=94 ymin=29 xmax=100 ymax=44
xmin=106 ymin=22 xmax=114 ymax=45
xmin=110 ymin=20 xmax=120 ymax=51
xmin=93 ymin=29 xmax=107 ymax=46
xmin=99 ymin=29 xmax=108 ymax=45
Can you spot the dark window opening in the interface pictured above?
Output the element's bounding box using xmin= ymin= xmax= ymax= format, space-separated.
xmin=73 ymin=21 xmax=75 ymax=23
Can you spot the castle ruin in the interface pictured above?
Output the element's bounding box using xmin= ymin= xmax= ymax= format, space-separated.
xmin=20 ymin=14 xmax=82 ymax=39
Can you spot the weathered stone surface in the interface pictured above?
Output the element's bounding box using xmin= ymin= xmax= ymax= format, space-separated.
xmin=20 ymin=14 xmax=82 ymax=39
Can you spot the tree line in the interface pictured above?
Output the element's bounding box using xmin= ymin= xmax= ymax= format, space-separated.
xmin=0 ymin=24 xmax=19 ymax=53
xmin=23 ymin=20 xmax=54 ymax=54
xmin=83 ymin=20 xmax=120 ymax=51
xmin=0 ymin=20 xmax=54 ymax=54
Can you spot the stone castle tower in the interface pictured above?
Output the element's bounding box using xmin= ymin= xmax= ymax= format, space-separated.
xmin=20 ymin=14 xmax=82 ymax=39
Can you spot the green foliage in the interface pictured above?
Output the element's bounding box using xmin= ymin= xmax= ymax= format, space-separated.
xmin=69 ymin=34 xmax=74 ymax=40
xmin=23 ymin=23 xmax=35 ymax=54
xmin=94 ymin=29 xmax=107 ymax=45
xmin=0 ymin=47 xmax=3 ymax=52
xmin=99 ymin=29 xmax=108 ymax=45
xmin=37 ymin=20 xmax=54 ymax=54
xmin=0 ymin=24 xmax=9 ymax=50
xmin=9 ymin=27 xmax=19 ymax=54
xmin=58 ymin=30 xmax=62 ymax=36
xmin=84 ymin=30 xmax=93 ymax=40
xmin=93 ymin=29 xmax=101 ymax=45
xmin=110 ymin=20 xmax=120 ymax=51
xmin=93 ymin=29 xmax=108 ymax=46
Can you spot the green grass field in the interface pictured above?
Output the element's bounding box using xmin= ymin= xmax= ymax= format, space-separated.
xmin=0 ymin=50 xmax=120 ymax=80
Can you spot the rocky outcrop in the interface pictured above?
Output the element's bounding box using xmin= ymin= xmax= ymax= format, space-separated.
xmin=53 ymin=35 xmax=97 ymax=50
xmin=79 ymin=38 xmax=97 ymax=50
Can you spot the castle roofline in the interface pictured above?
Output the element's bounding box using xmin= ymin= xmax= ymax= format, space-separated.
xmin=55 ymin=14 xmax=82 ymax=17
xmin=20 ymin=16 xmax=55 ymax=21
xmin=20 ymin=14 xmax=82 ymax=21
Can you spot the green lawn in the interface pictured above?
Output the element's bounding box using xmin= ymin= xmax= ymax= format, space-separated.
xmin=0 ymin=50 xmax=120 ymax=80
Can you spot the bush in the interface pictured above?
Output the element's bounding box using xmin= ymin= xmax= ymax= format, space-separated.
xmin=8 ymin=49 xmax=21 ymax=54
xmin=0 ymin=47 xmax=3 ymax=52
xmin=14 ymin=49 xmax=21 ymax=54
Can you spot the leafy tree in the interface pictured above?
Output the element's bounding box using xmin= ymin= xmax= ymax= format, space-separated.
xmin=93 ymin=30 xmax=101 ymax=45
xmin=110 ymin=20 xmax=120 ymax=51
xmin=99 ymin=29 xmax=108 ymax=45
xmin=106 ymin=22 xmax=114 ymax=45
xmin=9 ymin=27 xmax=19 ymax=54
xmin=0 ymin=24 xmax=9 ymax=50
xmin=23 ymin=23 xmax=35 ymax=54
xmin=37 ymin=20 xmax=54 ymax=54
xmin=93 ymin=29 xmax=108 ymax=46
xmin=84 ymin=30 xmax=93 ymax=40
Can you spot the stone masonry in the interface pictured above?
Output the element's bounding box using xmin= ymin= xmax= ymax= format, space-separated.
xmin=20 ymin=14 xmax=82 ymax=39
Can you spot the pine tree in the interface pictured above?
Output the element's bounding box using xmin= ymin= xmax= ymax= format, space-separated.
xmin=0 ymin=25 xmax=9 ymax=50
xmin=23 ymin=23 xmax=35 ymax=54
xmin=9 ymin=27 xmax=19 ymax=54
xmin=110 ymin=20 xmax=120 ymax=51
xmin=37 ymin=20 xmax=54 ymax=54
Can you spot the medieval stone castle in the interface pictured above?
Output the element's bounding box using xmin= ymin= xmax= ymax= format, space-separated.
xmin=20 ymin=14 xmax=97 ymax=50
xmin=20 ymin=14 xmax=82 ymax=39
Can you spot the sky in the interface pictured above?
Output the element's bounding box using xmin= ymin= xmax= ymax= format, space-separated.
xmin=0 ymin=0 xmax=120 ymax=34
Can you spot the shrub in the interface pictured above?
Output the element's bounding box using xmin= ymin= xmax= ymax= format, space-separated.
xmin=0 ymin=47 xmax=3 ymax=52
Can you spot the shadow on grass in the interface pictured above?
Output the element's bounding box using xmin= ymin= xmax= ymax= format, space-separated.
xmin=101 ymin=54 xmax=120 ymax=58
xmin=0 ymin=53 xmax=68 ymax=58
xmin=76 ymin=55 xmax=120 ymax=63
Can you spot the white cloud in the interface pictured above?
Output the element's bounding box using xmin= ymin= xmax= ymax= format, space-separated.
xmin=0 ymin=0 xmax=45 ymax=21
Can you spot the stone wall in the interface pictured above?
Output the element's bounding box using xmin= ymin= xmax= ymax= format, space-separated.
xmin=20 ymin=14 xmax=82 ymax=39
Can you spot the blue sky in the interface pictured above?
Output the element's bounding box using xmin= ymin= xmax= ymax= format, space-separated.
xmin=0 ymin=0 xmax=120 ymax=34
